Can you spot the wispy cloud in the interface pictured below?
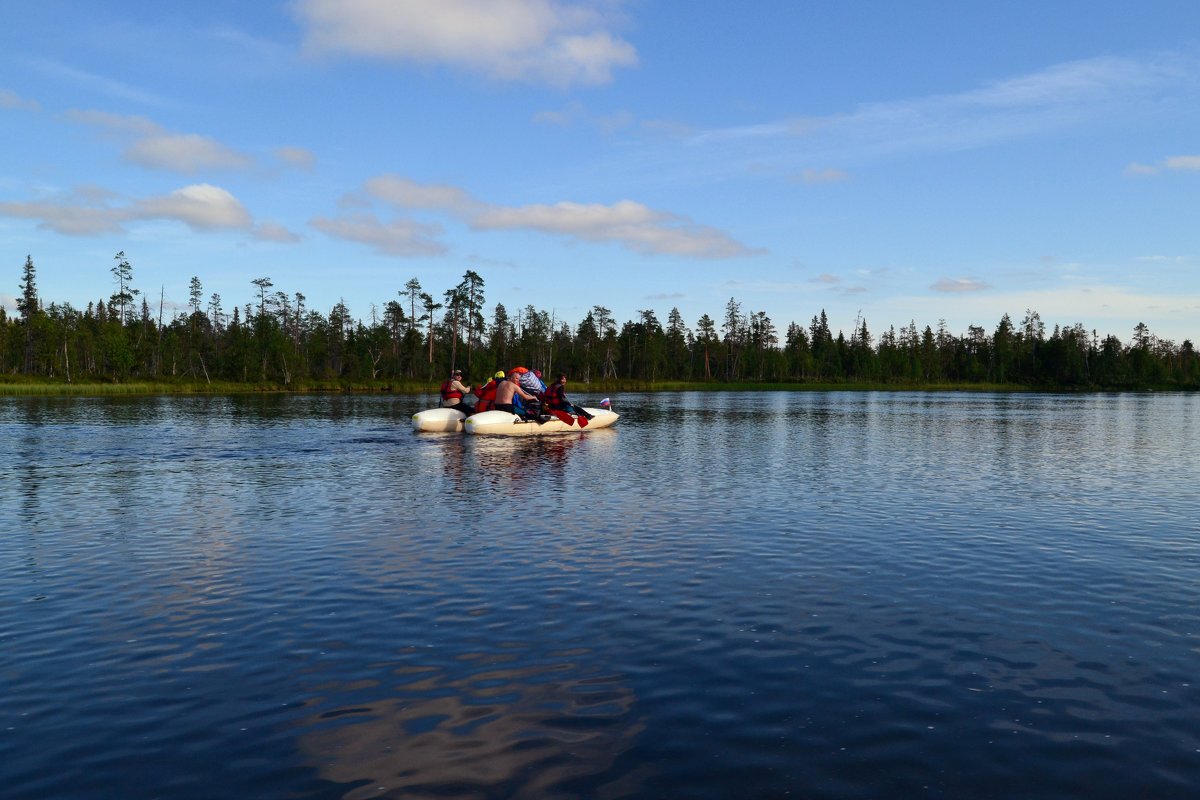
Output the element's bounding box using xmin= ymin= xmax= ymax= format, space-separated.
xmin=29 ymin=58 xmax=173 ymax=107
xmin=309 ymin=213 xmax=446 ymax=257
xmin=295 ymin=0 xmax=637 ymax=87
xmin=686 ymin=53 xmax=1198 ymax=167
xmin=0 ymin=183 xmax=295 ymax=241
xmin=1164 ymin=155 xmax=1200 ymax=171
xmin=533 ymin=100 xmax=634 ymax=133
xmin=275 ymin=146 xmax=317 ymax=171
xmin=0 ymin=89 xmax=41 ymax=112
xmin=932 ymin=277 xmax=990 ymax=293
xmin=324 ymin=175 xmax=759 ymax=259
xmin=1125 ymin=154 xmax=1200 ymax=175
xmin=1124 ymin=162 xmax=1160 ymax=176
xmin=797 ymin=168 xmax=849 ymax=184
xmin=65 ymin=110 xmax=253 ymax=174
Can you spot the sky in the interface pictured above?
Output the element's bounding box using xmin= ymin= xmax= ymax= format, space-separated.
xmin=2 ymin=0 xmax=1199 ymax=343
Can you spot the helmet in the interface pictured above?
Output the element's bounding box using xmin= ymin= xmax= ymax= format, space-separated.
xmin=494 ymin=370 xmax=506 ymax=379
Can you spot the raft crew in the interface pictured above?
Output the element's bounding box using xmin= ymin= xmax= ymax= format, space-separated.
xmin=473 ymin=370 xmax=506 ymax=413
xmin=519 ymin=367 xmax=547 ymax=398
xmin=493 ymin=371 xmax=539 ymax=419
xmin=440 ymin=369 xmax=474 ymax=414
xmin=544 ymin=373 xmax=593 ymax=427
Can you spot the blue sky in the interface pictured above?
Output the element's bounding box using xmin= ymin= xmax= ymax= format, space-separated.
xmin=2 ymin=0 xmax=1198 ymax=343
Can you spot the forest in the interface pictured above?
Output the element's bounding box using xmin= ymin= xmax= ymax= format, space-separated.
xmin=4 ymin=253 xmax=1198 ymax=390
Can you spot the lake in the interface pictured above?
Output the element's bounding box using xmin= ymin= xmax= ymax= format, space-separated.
xmin=2 ymin=390 xmax=1198 ymax=799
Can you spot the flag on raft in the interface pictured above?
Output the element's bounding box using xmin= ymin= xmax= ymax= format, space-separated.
xmin=599 ymin=398 xmax=611 ymax=408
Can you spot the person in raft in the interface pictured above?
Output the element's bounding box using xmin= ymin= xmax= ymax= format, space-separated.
xmin=544 ymin=373 xmax=594 ymax=427
xmin=519 ymin=368 xmax=547 ymax=399
xmin=440 ymin=369 xmax=474 ymax=414
xmin=473 ymin=370 xmax=506 ymax=413
xmin=493 ymin=371 xmax=539 ymax=419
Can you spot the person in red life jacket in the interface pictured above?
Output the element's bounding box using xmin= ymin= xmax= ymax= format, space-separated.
xmin=473 ymin=370 xmax=505 ymax=413
xmin=544 ymin=373 xmax=593 ymax=427
xmin=440 ymin=369 xmax=474 ymax=414
xmin=493 ymin=372 xmax=538 ymax=419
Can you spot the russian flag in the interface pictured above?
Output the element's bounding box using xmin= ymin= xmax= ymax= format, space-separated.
xmin=599 ymin=398 xmax=611 ymax=408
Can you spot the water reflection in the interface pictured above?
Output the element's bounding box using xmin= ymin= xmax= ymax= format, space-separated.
xmin=297 ymin=658 xmax=643 ymax=799
xmin=2 ymin=391 xmax=1199 ymax=799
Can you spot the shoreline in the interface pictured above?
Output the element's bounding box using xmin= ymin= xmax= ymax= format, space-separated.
xmin=0 ymin=378 xmax=1189 ymax=397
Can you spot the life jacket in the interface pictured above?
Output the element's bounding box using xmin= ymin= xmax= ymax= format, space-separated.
xmin=440 ymin=379 xmax=462 ymax=403
xmin=474 ymin=379 xmax=498 ymax=412
xmin=544 ymin=383 xmax=567 ymax=409
xmin=475 ymin=379 xmax=498 ymax=401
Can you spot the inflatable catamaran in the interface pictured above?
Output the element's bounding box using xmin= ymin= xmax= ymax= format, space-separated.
xmin=411 ymin=406 xmax=618 ymax=435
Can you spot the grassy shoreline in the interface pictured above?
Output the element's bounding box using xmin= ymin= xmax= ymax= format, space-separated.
xmin=0 ymin=377 xmax=1185 ymax=397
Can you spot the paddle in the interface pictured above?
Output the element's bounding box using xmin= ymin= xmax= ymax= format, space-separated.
xmin=549 ymin=409 xmax=575 ymax=426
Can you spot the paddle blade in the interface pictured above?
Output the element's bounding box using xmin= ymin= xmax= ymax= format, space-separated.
xmin=551 ymin=409 xmax=575 ymax=426
xmin=576 ymin=413 xmax=589 ymax=428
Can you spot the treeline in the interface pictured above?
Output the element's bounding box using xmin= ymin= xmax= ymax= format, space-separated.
xmin=4 ymin=253 xmax=1198 ymax=389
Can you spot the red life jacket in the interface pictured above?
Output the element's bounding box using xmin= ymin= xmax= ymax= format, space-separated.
xmin=544 ymin=383 xmax=567 ymax=409
xmin=474 ymin=379 xmax=498 ymax=412
xmin=475 ymin=379 xmax=499 ymax=401
xmin=440 ymin=379 xmax=462 ymax=402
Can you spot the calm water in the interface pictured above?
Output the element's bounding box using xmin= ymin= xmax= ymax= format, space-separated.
xmin=2 ymin=391 xmax=1198 ymax=799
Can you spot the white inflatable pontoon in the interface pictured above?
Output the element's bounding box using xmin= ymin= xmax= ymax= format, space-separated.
xmin=464 ymin=407 xmax=618 ymax=436
xmin=411 ymin=407 xmax=467 ymax=432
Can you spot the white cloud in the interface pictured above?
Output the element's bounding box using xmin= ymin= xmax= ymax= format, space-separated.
xmin=295 ymin=0 xmax=637 ymax=86
xmin=310 ymin=213 xmax=446 ymax=256
xmin=932 ymin=277 xmax=990 ymax=293
xmin=254 ymin=221 xmax=303 ymax=242
xmin=0 ymin=183 xmax=270 ymax=237
xmin=126 ymin=133 xmax=253 ymax=173
xmin=0 ymin=197 xmax=127 ymax=236
xmin=136 ymin=184 xmax=253 ymax=230
xmin=364 ymin=176 xmax=480 ymax=214
xmin=356 ymin=176 xmax=757 ymax=258
xmin=480 ymin=199 xmax=754 ymax=258
xmin=66 ymin=110 xmax=253 ymax=174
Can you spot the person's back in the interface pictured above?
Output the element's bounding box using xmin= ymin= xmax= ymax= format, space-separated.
xmin=474 ymin=371 xmax=504 ymax=412
xmin=518 ymin=370 xmax=545 ymax=397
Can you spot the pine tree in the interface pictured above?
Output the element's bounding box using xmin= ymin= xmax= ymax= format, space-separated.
xmin=17 ymin=255 xmax=39 ymax=373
